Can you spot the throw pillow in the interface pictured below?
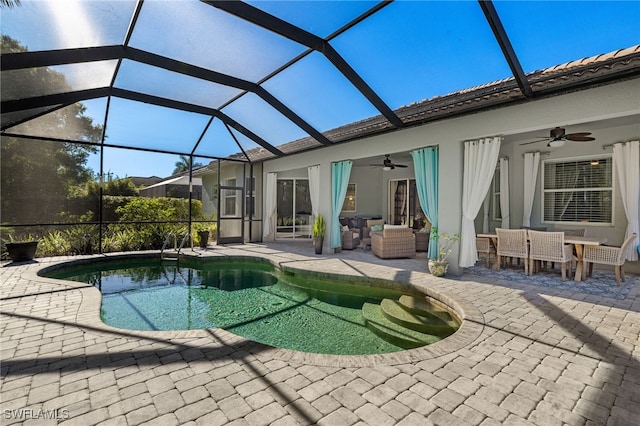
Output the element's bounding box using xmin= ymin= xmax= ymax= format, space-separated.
xmin=371 ymin=224 xmax=384 ymax=232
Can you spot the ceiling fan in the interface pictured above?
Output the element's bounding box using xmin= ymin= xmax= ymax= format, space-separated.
xmin=370 ymin=154 xmax=408 ymax=170
xmin=520 ymin=127 xmax=595 ymax=147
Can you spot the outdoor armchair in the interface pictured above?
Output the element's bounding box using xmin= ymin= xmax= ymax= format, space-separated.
xmin=583 ymin=233 xmax=637 ymax=286
xmin=371 ymin=226 xmax=416 ymax=259
xmin=341 ymin=228 xmax=361 ymax=250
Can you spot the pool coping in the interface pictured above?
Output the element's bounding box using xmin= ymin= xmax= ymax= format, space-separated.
xmin=30 ymin=251 xmax=485 ymax=367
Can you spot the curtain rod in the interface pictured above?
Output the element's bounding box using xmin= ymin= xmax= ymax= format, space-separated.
xmin=521 ymin=151 xmax=550 ymax=157
xmin=602 ymin=140 xmax=640 ymax=149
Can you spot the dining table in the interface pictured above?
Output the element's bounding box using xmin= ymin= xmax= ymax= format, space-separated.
xmin=476 ymin=232 xmax=607 ymax=282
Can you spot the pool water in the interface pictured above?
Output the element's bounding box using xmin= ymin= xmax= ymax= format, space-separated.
xmin=47 ymin=259 xmax=454 ymax=355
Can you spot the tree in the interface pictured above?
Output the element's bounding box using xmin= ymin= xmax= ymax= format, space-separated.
xmin=172 ymin=155 xmax=203 ymax=175
xmin=0 ymin=0 xmax=21 ymax=9
xmin=1 ymin=35 xmax=103 ymax=225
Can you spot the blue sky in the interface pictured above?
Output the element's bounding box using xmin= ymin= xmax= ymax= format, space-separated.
xmin=3 ymin=0 xmax=639 ymax=179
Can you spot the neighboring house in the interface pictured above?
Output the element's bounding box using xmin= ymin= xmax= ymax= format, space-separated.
xmin=139 ymin=175 xmax=203 ymax=200
xmin=197 ymin=47 xmax=640 ymax=275
xmin=129 ymin=176 xmax=164 ymax=188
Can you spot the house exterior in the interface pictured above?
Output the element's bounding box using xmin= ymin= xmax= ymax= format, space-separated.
xmin=197 ymin=47 xmax=640 ymax=275
xmin=139 ymin=175 xmax=203 ymax=200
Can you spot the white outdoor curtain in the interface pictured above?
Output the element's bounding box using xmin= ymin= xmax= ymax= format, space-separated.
xmin=308 ymin=165 xmax=320 ymax=218
xmin=522 ymin=152 xmax=540 ymax=227
xmin=263 ymin=172 xmax=277 ymax=241
xmin=459 ymin=137 xmax=501 ymax=267
xmin=613 ymin=141 xmax=640 ymax=261
xmin=499 ymin=157 xmax=510 ymax=229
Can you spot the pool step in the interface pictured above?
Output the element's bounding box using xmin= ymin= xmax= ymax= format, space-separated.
xmin=362 ymin=303 xmax=440 ymax=349
xmin=398 ymin=295 xmax=458 ymax=325
xmin=380 ymin=299 xmax=457 ymax=335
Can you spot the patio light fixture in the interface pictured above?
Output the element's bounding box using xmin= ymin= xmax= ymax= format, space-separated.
xmin=548 ymin=139 xmax=566 ymax=148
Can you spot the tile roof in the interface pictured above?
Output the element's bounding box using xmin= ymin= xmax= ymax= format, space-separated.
xmin=224 ymin=45 xmax=640 ymax=164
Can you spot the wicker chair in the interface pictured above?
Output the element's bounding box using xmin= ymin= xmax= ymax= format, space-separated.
xmin=496 ymin=228 xmax=529 ymax=275
xmin=341 ymin=228 xmax=361 ymax=250
xmin=476 ymin=237 xmax=494 ymax=266
xmin=528 ymin=230 xmax=574 ymax=281
xmin=371 ymin=226 xmax=416 ymax=259
xmin=583 ymin=233 xmax=637 ymax=286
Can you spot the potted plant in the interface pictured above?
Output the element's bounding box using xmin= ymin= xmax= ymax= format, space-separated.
xmin=312 ymin=214 xmax=325 ymax=254
xmin=192 ymin=214 xmax=217 ymax=248
xmin=428 ymin=228 xmax=460 ymax=277
xmin=3 ymin=236 xmax=40 ymax=262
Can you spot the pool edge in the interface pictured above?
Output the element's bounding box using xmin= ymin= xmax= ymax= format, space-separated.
xmin=32 ymin=251 xmax=485 ymax=367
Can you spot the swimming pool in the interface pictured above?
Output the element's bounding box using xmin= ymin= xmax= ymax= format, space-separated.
xmin=44 ymin=257 xmax=460 ymax=355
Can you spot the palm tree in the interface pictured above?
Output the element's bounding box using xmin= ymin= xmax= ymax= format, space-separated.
xmin=172 ymin=155 xmax=203 ymax=175
xmin=1 ymin=0 xmax=21 ymax=8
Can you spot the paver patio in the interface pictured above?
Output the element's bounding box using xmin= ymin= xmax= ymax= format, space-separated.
xmin=1 ymin=242 xmax=639 ymax=425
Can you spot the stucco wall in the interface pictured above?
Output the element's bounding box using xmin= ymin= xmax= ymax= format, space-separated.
xmin=256 ymin=78 xmax=639 ymax=275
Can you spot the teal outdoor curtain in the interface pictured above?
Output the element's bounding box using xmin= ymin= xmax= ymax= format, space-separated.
xmin=411 ymin=147 xmax=439 ymax=259
xmin=330 ymin=160 xmax=353 ymax=248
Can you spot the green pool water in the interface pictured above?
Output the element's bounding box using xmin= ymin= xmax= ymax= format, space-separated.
xmin=46 ymin=258 xmax=450 ymax=355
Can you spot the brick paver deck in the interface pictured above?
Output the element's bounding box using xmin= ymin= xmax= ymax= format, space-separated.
xmin=2 ymin=242 xmax=639 ymax=425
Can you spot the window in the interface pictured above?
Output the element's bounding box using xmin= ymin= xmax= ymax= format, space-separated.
xmin=542 ymin=156 xmax=613 ymax=224
xmin=222 ymin=178 xmax=236 ymax=216
xmin=492 ymin=167 xmax=502 ymax=221
xmin=245 ymin=176 xmax=255 ymax=217
xmin=342 ymin=183 xmax=356 ymax=212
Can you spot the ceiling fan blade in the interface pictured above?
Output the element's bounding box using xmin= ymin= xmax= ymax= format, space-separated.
xmin=520 ymin=139 xmax=548 ymax=146
xmin=566 ymin=136 xmax=595 ymax=142
xmin=394 ymin=164 xmax=408 ymax=168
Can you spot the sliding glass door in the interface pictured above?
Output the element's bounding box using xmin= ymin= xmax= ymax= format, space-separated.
xmin=276 ymin=179 xmax=312 ymax=239
xmin=389 ymin=179 xmax=424 ymax=227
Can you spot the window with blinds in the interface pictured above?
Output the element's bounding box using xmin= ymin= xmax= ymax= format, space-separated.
xmin=542 ymin=156 xmax=613 ymax=224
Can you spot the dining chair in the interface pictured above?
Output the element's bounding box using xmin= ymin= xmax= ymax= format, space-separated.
xmin=496 ymin=228 xmax=529 ymax=275
xmin=583 ymin=233 xmax=637 ymax=286
xmin=528 ymin=230 xmax=574 ymax=281
xmin=476 ymin=237 xmax=494 ymax=266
